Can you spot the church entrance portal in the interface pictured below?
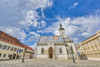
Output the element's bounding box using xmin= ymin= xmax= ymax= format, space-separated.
xmin=48 ymin=47 xmax=53 ymax=59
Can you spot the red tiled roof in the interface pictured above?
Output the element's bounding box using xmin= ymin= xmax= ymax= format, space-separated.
xmin=23 ymin=44 xmax=34 ymax=51
xmin=0 ymin=30 xmax=34 ymax=52
xmin=0 ymin=30 xmax=24 ymax=48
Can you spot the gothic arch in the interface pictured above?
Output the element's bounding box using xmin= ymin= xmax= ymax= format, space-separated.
xmin=48 ymin=47 xmax=53 ymax=58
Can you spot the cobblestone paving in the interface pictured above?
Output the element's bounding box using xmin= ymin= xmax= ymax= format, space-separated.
xmin=0 ymin=59 xmax=100 ymax=67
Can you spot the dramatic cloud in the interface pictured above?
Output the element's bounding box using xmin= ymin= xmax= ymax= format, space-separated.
xmin=29 ymin=43 xmax=37 ymax=50
xmin=0 ymin=0 xmax=53 ymax=45
xmin=1 ymin=0 xmax=100 ymax=49
xmin=44 ymin=15 xmax=100 ymax=43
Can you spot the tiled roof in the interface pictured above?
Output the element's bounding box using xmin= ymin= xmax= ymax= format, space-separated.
xmin=39 ymin=36 xmax=64 ymax=42
xmin=23 ymin=44 xmax=34 ymax=51
xmin=0 ymin=30 xmax=33 ymax=51
xmin=38 ymin=36 xmax=65 ymax=45
xmin=0 ymin=30 xmax=24 ymax=48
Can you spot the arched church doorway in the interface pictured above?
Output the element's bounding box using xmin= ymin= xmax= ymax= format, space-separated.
xmin=48 ymin=47 xmax=53 ymax=59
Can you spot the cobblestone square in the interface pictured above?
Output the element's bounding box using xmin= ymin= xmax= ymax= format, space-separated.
xmin=0 ymin=59 xmax=100 ymax=67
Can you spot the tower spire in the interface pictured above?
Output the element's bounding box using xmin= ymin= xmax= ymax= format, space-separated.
xmin=60 ymin=23 xmax=62 ymax=28
xmin=59 ymin=23 xmax=64 ymax=30
xmin=59 ymin=23 xmax=66 ymax=38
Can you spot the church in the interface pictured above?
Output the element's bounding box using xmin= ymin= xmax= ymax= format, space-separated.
xmin=35 ymin=24 xmax=78 ymax=59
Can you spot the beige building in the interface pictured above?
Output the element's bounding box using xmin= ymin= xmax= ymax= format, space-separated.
xmin=77 ymin=31 xmax=100 ymax=61
xmin=0 ymin=30 xmax=34 ymax=60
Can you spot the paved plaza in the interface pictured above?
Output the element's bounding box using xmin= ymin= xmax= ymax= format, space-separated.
xmin=0 ymin=59 xmax=100 ymax=67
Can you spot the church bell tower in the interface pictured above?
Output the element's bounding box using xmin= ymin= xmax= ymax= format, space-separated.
xmin=59 ymin=24 xmax=66 ymax=38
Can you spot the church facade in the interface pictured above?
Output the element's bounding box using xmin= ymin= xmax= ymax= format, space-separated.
xmin=35 ymin=24 xmax=78 ymax=59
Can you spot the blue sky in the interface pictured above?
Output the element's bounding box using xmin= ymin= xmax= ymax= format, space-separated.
xmin=0 ymin=0 xmax=100 ymax=49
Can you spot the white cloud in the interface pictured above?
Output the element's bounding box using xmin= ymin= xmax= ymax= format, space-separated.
xmin=54 ymin=30 xmax=59 ymax=35
xmin=29 ymin=43 xmax=37 ymax=50
xmin=69 ymin=2 xmax=78 ymax=10
xmin=78 ymin=32 xmax=90 ymax=37
xmin=37 ymin=30 xmax=44 ymax=33
xmin=0 ymin=0 xmax=53 ymax=43
xmin=41 ymin=20 xmax=47 ymax=27
xmin=41 ymin=8 xmax=45 ymax=18
xmin=1 ymin=27 xmax=27 ymax=40
xmin=29 ymin=31 xmax=40 ymax=36
xmin=26 ymin=31 xmax=40 ymax=43
xmin=71 ymin=38 xmax=78 ymax=44
xmin=74 ymin=3 xmax=78 ymax=6
xmin=19 ymin=10 xmax=40 ymax=28
xmin=44 ymin=15 xmax=100 ymax=43
xmin=66 ymin=25 xmax=80 ymax=35
xmin=1 ymin=0 xmax=53 ymax=9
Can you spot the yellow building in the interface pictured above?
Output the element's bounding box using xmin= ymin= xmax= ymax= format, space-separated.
xmin=0 ymin=30 xmax=34 ymax=60
xmin=77 ymin=30 xmax=100 ymax=61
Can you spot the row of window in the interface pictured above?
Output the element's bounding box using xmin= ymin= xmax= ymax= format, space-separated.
xmin=84 ymin=39 xmax=100 ymax=47
xmin=86 ymin=53 xmax=100 ymax=58
xmin=0 ymin=43 xmax=23 ymax=52
xmin=41 ymin=48 xmax=63 ymax=54
xmin=0 ymin=53 xmax=22 ymax=58
xmin=0 ymin=54 xmax=7 ymax=58
xmin=83 ymin=38 xmax=100 ymax=52
xmin=84 ymin=45 xmax=100 ymax=52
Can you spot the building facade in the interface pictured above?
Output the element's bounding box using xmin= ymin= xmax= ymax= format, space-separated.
xmin=77 ymin=31 xmax=100 ymax=61
xmin=35 ymin=24 xmax=78 ymax=60
xmin=0 ymin=30 xmax=34 ymax=60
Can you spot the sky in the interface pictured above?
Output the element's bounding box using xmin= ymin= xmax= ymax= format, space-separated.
xmin=0 ymin=0 xmax=100 ymax=49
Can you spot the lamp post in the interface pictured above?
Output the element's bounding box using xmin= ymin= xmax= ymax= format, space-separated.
xmin=22 ymin=47 xmax=27 ymax=63
xmin=70 ymin=46 xmax=75 ymax=63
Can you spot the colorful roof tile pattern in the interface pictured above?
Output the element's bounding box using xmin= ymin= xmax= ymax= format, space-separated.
xmin=39 ymin=36 xmax=64 ymax=42
xmin=38 ymin=36 xmax=65 ymax=45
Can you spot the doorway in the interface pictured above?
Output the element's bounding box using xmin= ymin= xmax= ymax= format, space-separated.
xmin=12 ymin=54 xmax=16 ymax=59
xmin=48 ymin=47 xmax=53 ymax=59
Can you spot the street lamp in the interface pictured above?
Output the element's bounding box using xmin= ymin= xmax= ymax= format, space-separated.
xmin=70 ymin=46 xmax=75 ymax=63
xmin=22 ymin=47 xmax=27 ymax=63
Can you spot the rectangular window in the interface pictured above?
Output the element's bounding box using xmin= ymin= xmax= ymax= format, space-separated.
xmin=94 ymin=40 xmax=96 ymax=44
xmin=2 ymin=45 xmax=7 ymax=49
xmin=11 ymin=47 xmax=14 ymax=51
xmin=6 ymin=46 xmax=10 ymax=50
xmin=95 ymin=54 xmax=98 ymax=58
xmin=21 ymin=50 xmax=23 ymax=53
xmin=89 ymin=47 xmax=90 ymax=51
xmin=0 ymin=44 xmax=2 ymax=48
xmin=3 ymin=54 xmax=6 ymax=57
xmin=96 ymin=46 xmax=99 ymax=50
xmin=97 ymin=38 xmax=100 ymax=43
xmin=8 ymin=54 xmax=11 ymax=57
xmin=14 ymin=48 xmax=17 ymax=51
xmin=93 ymin=47 xmax=95 ymax=51
xmin=0 ymin=54 xmax=2 ymax=57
